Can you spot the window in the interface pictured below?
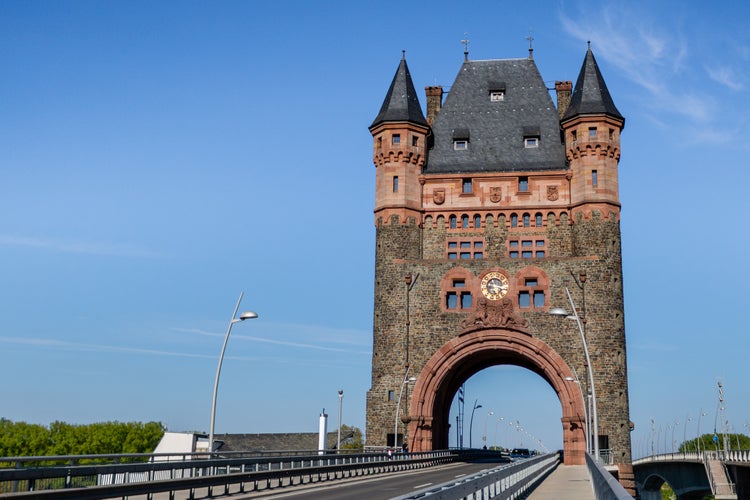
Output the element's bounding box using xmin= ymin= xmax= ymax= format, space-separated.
xmin=509 ymin=239 xmax=546 ymax=258
xmin=412 ymin=136 xmax=419 ymax=146
xmin=393 ymin=176 xmax=399 ymax=192
xmin=510 ymin=213 xmax=518 ymax=228
xmin=490 ymin=91 xmax=504 ymax=101
xmin=524 ymin=137 xmax=539 ymax=148
xmin=523 ymin=213 xmax=530 ymax=227
xmin=449 ymin=215 xmax=457 ymax=229
xmin=446 ymin=278 xmax=472 ymax=310
xmin=388 ymin=390 xmax=395 ymax=401
xmin=474 ymin=214 xmax=481 ymax=228
xmin=518 ymin=276 xmax=546 ymax=309
xmin=535 ymin=213 xmax=543 ymax=227
xmin=454 ymin=140 xmax=468 ymax=150
xmin=461 ymin=214 xmax=469 ymax=228
xmin=571 ymin=130 xmax=577 ymax=141
xmin=592 ymin=170 xmax=598 ymax=188
xmin=588 ymin=127 xmax=597 ymax=138
xmin=447 ymin=240 xmax=484 ymax=259
xmin=609 ymin=128 xmax=615 ymax=140
xmin=518 ymin=176 xmax=529 ymax=192
xmin=462 ymin=178 xmax=473 ymax=194
xmin=392 ymin=134 xmax=401 ymax=144
xmin=377 ymin=137 xmax=383 ymax=148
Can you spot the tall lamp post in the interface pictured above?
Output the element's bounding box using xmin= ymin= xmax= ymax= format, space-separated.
xmin=209 ymin=292 xmax=258 ymax=452
xmin=337 ymin=389 xmax=344 ymax=453
xmin=565 ymin=370 xmax=589 ymax=454
xmin=394 ymin=369 xmax=416 ymax=448
xmin=550 ymin=283 xmax=599 ymax=461
xmin=469 ymin=400 xmax=482 ymax=449
xmin=482 ymin=411 xmax=494 ymax=448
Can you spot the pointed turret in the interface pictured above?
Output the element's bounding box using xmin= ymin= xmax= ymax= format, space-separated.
xmin=370 ymin=54 xmax=428 ymax=129
xmin=369 ymin=54 xmax=429 ymax=226
xmin=561 ymin=44 xmax=624 ymax=217
xmin=562 ymin=44 xmax=623 ymax=123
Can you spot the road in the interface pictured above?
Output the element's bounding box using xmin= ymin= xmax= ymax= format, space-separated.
xmin=148 ymin=458 xmax=510 ymax=500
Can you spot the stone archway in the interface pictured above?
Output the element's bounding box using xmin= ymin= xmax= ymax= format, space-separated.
xmin=406 ymin=326 xmax=587 ymax=465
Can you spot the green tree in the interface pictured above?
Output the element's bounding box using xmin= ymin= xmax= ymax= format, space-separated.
xmin=338 ymin=425 xmax=364 ymax=450
xmin=1 ymin=419 xmax=165 ymax=457
xmin=679 ymin=433 xmax=750 ymax=453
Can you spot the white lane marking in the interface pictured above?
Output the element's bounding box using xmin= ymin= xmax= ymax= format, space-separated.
xmin=455 ymin=473 xmax=466 ymax=478
xmin=414 ymin=482 xmax=433 ymax=489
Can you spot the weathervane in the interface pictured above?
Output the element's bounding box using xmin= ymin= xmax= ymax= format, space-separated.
xmin=461 ymin=33 xmax=470 ymax=61
xmin=526 ymin=30 xmax=534 ymax=59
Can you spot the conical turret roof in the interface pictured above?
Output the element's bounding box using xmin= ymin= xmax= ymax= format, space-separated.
xmin=370 ymin=55 xmax=428 ymax=129
xmin=562 ymin=45 xmax=623 ymax=123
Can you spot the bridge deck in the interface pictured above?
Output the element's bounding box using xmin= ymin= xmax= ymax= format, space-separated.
xmin=527 ymin=465 xmax=594 ymax=499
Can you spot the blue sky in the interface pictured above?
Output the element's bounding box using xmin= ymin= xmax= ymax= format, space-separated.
xmin=1 ymin=1 xmax=749 ymax=456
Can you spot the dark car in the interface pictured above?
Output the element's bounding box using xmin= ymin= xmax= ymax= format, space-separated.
xmin=510 ymin=448 xmax=531 ymax=459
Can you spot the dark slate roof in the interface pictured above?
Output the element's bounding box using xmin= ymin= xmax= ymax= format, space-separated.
xmin=562 ymin=47 xmax=623 ymax=122
xmin=215 ymin=432 xmax=342 ymax=452
xmin=425 ymin=58 xmax=566 ymax=173
xmin=370 ymin=56 xmax=428 ymax=129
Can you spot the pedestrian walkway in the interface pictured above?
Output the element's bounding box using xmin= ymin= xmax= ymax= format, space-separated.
xmin=527 ymin=465 xmax=594 ymax=499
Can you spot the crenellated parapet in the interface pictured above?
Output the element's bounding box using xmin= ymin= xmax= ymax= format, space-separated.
xmin=566 ymin=140 xmax=620 ymax=162
xmin=373 ymin=149 xmax=425 ymax=168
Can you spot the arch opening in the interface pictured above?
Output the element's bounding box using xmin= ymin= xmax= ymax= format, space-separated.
xmin=406 ymin=327 xmax=587 ymax=465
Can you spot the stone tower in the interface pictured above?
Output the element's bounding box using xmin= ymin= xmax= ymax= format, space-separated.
xmin=366 ymin=46 xmax=633 ymax=490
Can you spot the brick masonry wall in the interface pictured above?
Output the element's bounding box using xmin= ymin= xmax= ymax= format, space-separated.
xmin=366 ymin=209 xmax=632 ymax=465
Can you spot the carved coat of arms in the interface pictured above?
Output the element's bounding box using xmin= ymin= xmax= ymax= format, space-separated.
xmin=433 ymin=189 xmax=445 ymax=205
xmin=489 ymin=186 xmax=502 ymax=203
xmin=547 ymin=185 xmax=559 ymax=201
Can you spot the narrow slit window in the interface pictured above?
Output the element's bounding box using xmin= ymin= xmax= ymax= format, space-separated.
xmin=592 ymin=170 xmax=598 ymax=188
xmin=393 ymin=176 xmax=399 ymax=192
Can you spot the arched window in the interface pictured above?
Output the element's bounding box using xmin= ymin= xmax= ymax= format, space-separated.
xmin=523 ymin=213 xmax=530 ymax=227
xmin=449 ymin=215 xmax=457 ymax=229
xmin=535 ymin=213 xmax=543 ymax=227
xmin=474 ymin=214 xmax=481 ymax=229
xmin=510 ymin=213 xmax=518 ymax=228
xmin=461 ymin=214 xmax=469 ymax=228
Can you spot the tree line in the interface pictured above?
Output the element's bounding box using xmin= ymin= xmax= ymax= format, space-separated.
xmin=0 ymin=419 xmax=165 ymax=458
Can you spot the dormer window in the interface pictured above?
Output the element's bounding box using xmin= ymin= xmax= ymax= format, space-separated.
xmin=489 ymin=81 xmax=506 ymax=102
xmin=523 ymin=125 xmax=540 ymax=148
xmin=452 ymin=128 xmax=470 ymax=151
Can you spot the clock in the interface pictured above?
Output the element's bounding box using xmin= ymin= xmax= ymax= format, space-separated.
xmin=480 ymin=272 xmax=509 ymax=300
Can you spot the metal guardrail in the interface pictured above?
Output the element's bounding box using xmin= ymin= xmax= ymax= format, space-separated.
xmin=585 ymin=452 xmax=632 ymax=499
xmin=390 ymin=453 xmax=559 ymax=500
xmin=0 ymin=450 xmax=454 ymax=498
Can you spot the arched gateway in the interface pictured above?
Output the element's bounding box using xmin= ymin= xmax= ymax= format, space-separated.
xmin=366 ymin=46 xmax=635 ymax=492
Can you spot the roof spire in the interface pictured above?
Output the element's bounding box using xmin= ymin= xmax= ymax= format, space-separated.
xmin=461 ymin=33 xmax=470 ymax=62
xmin=369 ymin=54 xmax=428 ymax=129
xmin=562 ymin=44 xmax=623 ymax=123
xmin=402 ymin=49 xmax=406 ymax=61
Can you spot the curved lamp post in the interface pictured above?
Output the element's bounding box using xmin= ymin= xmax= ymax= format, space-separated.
xmin=482 ymin=411 xmax=494 ymax=448
xmin=550 ymin=286 xmax=598 ymax=461
xmin=469 ymin=400 xmax=482 ymax=448
xmin=209 ymin=292 xmax=258 ymax=452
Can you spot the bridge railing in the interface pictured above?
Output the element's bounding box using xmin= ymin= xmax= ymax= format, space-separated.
xmin=389 ymin=452 xmax=559 ymax=500
xmin=585 ymin=452 xmax=632 ymax=499
xmin=0 ymin=449 xmax=454 ymax=498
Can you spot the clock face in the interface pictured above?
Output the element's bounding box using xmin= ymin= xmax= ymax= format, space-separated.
xmin=480 ymin=272 xmax=509 ymax=300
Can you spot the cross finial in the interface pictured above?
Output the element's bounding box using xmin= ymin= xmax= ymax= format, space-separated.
xmin=460 ymin=33 xmax=470 ymax=61
xmin=402 ymin=49 xmax=406 ymax=60
xmin=526 ymin=30 xmax=534 ymax=59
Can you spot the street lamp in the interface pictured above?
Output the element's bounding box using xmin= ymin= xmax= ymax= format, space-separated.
xmin=697 ymin=409 xmax=708 ymax=454
xmin=683 ymin=415 xmax=692 ymax=453
xmin=209 ymin=292 xmax=258 ymax=452
xmin=494 ymin=417 xmax=504 ymax=449
xmin=565 ymin=370 xmax=589 ymax=454
xmin=550 ymin=285 xmax=599 ymax=461
xmin=337 ymin=389 xmax=344 ymax=453
xmin=394 ymin=370 xmax=417 ymax=448
xmin=469 ymin=400 xmax=482 ymax=448
xmin=482 ymin=411 xmax=494 ymax=448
